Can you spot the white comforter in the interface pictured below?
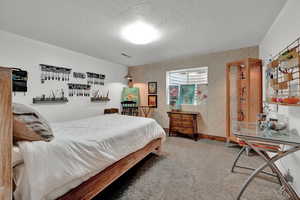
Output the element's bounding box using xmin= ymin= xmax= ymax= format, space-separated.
xmin=14 ymin=114 xmax=165 ymax=200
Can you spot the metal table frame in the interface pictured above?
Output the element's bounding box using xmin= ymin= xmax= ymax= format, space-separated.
xmin=232 ymin=134 xmax=300 ymax=200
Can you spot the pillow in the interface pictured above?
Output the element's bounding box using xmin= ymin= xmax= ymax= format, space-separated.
xmin=13 ymin=103 xmax=54 ymax=142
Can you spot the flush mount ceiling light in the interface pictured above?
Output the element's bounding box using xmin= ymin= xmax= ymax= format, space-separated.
xmin=121 ymin=21 xmax=160 ymax=45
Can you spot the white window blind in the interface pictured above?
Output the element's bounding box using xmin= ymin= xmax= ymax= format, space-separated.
xmin=166 ymin=67 xmax=208 ymax=105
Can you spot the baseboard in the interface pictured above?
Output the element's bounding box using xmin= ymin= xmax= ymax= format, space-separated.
xmin=163 ymin=128 xmax=226 ymax=142
xmin=198 ymin=133 xmax=226 ymax=142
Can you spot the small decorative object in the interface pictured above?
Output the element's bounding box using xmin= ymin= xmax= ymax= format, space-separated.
xmin=148 ymin=95 xmax=157 ymax=108
xmin=283 ymin=73 xmax=293 ymax=82
xmin=148 ymin=82 xmax=157 ymax=94
xmin=267 ymin=60 xmax=279 ymax=68
xmin=278 ymin=47 xmax=298 ymax=62
xmin=278 ymin=82 xmax=288 ymax=90
xmin=12 ymin=68 xmax=28 ymax=94
xmin=282 ymin=97 xmax=300 ymax=104
xmin=40 ymin=64 xmax=71 ymax=84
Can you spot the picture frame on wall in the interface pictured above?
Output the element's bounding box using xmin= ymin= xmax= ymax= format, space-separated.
xmin=148 ymin=95 xmax=157 ymax=108
xmin=148 ymin=82 xmax=157 ymax=94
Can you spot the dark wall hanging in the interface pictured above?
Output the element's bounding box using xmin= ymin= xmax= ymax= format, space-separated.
xmin=73 ymin=72 xmax=86 ymax=79
xmin=68 ymin=83 xmax=91 ymax=97
xmin=91 ymin=90 xmax=110 ymax=102
xmin=40 ymin=64 xmax=72 ymax=83
xmin=148 ymin=82 xmax=157 ymax=94
xmin=12 ymin=68 xmax=28 ymax=94
xmin=148 ymin=95 xmax=158 ymax=108
xmin=33 ymin=89 xmax=68 ymax=104
xmin=86 ymin=72 xmax=105 ymax=85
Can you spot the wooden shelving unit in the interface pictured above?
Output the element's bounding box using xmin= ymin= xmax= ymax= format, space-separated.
xmin=226 ymin=58 xmax=262 ymax=143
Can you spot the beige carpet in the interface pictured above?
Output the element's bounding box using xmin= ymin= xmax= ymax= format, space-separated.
xmin=94 ymin=137 xmax=285 ymax=200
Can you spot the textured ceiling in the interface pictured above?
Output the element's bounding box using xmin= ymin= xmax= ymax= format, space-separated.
xmin=0 ymin=0 xmax=286 ymax=66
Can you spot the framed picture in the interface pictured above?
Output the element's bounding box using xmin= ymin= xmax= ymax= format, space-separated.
xmin=148 ymin=82 xmax=157 ymax=94
xmin=179 ymin=84 xmax=195 ymax=105
xmin=169 ymin=85 xmax=179 ymax=105
xmin=148 ymin=95 xmax=157 ymax=108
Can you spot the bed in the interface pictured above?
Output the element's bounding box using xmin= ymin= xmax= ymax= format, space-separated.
xmin=0 ymin=67 xmax=165 ymax=200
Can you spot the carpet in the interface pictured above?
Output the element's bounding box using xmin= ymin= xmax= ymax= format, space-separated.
xmin=94 ymin=137 xmax=286 ymax=200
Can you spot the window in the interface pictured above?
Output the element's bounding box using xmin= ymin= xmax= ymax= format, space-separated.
xmin=166 ymin=67 xmax=208 ymax=106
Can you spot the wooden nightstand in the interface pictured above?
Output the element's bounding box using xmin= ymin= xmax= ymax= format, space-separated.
xmin=167 ymin=111 xmax=200 ymax=141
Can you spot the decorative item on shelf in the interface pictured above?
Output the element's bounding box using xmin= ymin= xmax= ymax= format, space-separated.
xmin=68 ymin=83 xmax=91 ymax=97
xmin=278 ymin=82 xmax=288 ymax=90
xmin=148 ymin=95 xmax=157 ymax=108
xmin=282 ymin=97 xmax=300 ymax=104
xmin=40 ymin=64 xmax=71 ymax=84
xmin=12 ymin=68 xmax=28 ymax=95
xmin=267 ymin=59 xmax=279 ymax=69
xmin=148 ymin=82 xmax=157 ymax=94
xmin=91 ymin=90 xmax=110 ymax=102
xmin=240 ymin=70 xmax=246 ymax=80
xmin=33 ymin=89 xmax=68 ymax=104
xmin=86 ymin=72 xmax=105 ymax=85
xmin=270 ymin=79 xmax=278 ymax=87
xmin=237 ymin=110 xmax=245 ymax=121
xmin=73 ymin=72 xmax=86 ymax=79
xmin=278 ymin=47 xmax=298 ymax=62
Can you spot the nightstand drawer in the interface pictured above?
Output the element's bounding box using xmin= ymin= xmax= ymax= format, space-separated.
xmin=181 ymin=120 xmax=193 ymax=128
xmin=170 ymin=114 xmax=181 ymax=119
xmin=171 ymin=126 xmax=181 ymax=132
xmin=181 ymin=114 xmax=193 ymax=120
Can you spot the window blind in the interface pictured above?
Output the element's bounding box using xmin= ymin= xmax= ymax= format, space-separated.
xmin=166 ymin=67 xmax=208 ymax=105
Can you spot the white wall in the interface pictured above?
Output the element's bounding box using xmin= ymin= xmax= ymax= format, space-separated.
xmin=260 ymin=0 xmax=300 ymax=195
xmin=0 ymin=30 xmax=128 ymax=122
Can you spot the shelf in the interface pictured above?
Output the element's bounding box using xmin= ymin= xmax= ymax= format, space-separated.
xmin=268 ymin=102 xmax=300 ymax=106
xmin=33 ymin=97 xmax=68 ymax=104
xmin=91 ymin=97 xmax=110 ymax=102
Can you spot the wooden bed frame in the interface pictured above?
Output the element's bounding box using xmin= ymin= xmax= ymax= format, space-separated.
xmin=0 ymin=67 xmax=162 ymax=200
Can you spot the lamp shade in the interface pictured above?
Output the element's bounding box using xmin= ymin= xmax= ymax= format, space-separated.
xmin=124 ymin=74 xmax=133 ymax=80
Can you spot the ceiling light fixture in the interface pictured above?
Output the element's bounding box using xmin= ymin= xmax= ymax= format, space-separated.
xmin=121 ymin=21 xmax=160 ymax=45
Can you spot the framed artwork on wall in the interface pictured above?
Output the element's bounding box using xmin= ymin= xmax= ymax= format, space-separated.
xmin=148 ymin=82 xmax=157 ymax=94
xmin=148 ymin=95 xmax=157 ymax=108
xmin=179 ymin=84 xmax=195 ymax=105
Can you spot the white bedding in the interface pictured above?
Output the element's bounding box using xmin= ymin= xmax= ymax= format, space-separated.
xmin=14 ymin=114 xmax=165 ymax=200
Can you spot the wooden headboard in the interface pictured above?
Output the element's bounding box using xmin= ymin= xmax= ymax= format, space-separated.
xmin=0 ymin=67 xmax=13 ymax=200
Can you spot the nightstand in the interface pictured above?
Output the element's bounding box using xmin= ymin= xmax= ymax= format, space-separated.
xmin=167 ymin=111 xmax=200 ymax=141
